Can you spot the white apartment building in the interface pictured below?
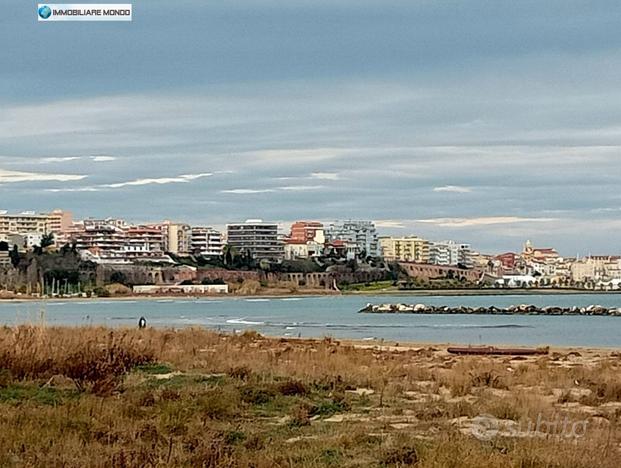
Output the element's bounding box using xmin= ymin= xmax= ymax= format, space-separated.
xmin=429 ymin=241 xmax=473 ymax=267
xmin=325 ymin=220 xmax=380 ymax=258
xmin=226 ymin=220 xmax=284 ymax=260
xmin=190 ymin=227 xmax=224 ymax=257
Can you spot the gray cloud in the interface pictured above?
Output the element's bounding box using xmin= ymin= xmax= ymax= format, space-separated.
xmin=1 ymin=1 xmax=620 ymax=254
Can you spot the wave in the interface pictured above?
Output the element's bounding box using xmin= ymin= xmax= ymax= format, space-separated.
xmin=226 ymin=318 xmax=266 ymax=325
xmin=245 ymin=299 xmax=271 ymax=302
xmin=312 ymin=323 xmax=534 ymax=330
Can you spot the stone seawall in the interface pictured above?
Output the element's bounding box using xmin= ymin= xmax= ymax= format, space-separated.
xmin=359 ymin=303 xmax=621 ymax=316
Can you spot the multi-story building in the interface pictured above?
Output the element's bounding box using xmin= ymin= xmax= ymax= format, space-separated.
xmin=429 ymin=241 xmax=473 ymax=267
xmin=44 ymin=209 xmax=73 ymax=235
xmin=65 ymin=220 xmax=171 ymax=263
xmin=125 ymin=226 xmax=165 ymax=257
xmin=0 ymin=211 xmax=50 ymax=235
xmin=494 ymin=252 xmax=519 ymax=272
xmin=0 ymin=233 xmax=42 ymax=252
xmin=571 ymin=256 xmax=621 ymax=282
xmin=70 ymin=219 xmax=127 ymax=254
xmin=288 ymin=221 xmax=325 ymax=244
xmin=159 ymin=221 xmax=191 ymax=255
xmin=0 ymin=250 xmax=10 ymax=267
xmin=226 ymin=220 xmax=283 ymax=260
xmin=379 ymin=236 xmax=430 ymax=262
xmin=325 ymin=220 xmax=380 ymax=258
xmin=190 ymin=227 xmax=224 ymax=257
xmin=283 ymin=221 xmax=325 ymax=260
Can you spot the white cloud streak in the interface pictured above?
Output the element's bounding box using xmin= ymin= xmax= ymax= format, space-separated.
xmin=0 ymin=169 xmax=86 ymax=183
xmin=102 ymin=173 xmax=212 ymax=188
xmin=433 ymin=185 xmax=472 ymax=193
xmin=416 ymin=217 xmax=558 ymax=228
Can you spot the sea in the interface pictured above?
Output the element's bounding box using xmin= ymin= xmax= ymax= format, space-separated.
xmin=1 ymin=294 xmax=620 ymax=347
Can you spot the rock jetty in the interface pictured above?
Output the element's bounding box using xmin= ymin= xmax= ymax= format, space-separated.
xmin=358 ymin=303 xmax=621 ymax=316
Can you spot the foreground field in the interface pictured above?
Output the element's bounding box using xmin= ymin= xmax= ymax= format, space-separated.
xmin=0 ymin=326 xmax=620 ymax=467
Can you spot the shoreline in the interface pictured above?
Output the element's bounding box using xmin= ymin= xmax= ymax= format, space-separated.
xmin=1 ymin=287 xmax=620 ymax=303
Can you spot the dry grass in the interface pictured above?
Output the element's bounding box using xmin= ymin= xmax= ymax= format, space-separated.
xmin=0 ymin=325 xmax=620 ymax=467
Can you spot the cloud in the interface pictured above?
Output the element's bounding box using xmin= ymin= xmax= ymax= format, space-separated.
xmin=433 ymin=185 xmax=472 ymax=193
xmin=0 ymin=169 xmax=86 ymax=183
xmin=44 ymin=172 xmax=213 ymax=192
xmin=416 ymin=217 xmax=557 ymax=228
xmin=39 ymin=157 xmax=82 ymax=163
xmin=222 ymin=185 xmax=324 ymax=194
xmin=45 ymin=187 xmax=102 ymax=193
xmin=91 ymin=156 xmax=116 ymax=162
xmin=375 ymin=220 xmax=406 ymax=229
xmin=102 ymin=173 xmax=212 ymax=188
xmin=221 ymin=188 xmax=276 ymax=194
xmin=278 ymin=185 xmax=324 ymax=191
xmin=310 ymin=172 xmax=340 ymax=180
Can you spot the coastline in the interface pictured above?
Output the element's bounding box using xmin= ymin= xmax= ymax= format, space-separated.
xmin=2 ymin=287 xmax=620 ymax=303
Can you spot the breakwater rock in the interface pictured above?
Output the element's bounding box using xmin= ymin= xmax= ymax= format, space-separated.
xmin=358 ymin=303 xmax=621 ymax=316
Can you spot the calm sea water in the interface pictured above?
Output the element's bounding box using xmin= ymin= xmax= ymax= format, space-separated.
xmin=1 ymin=294 xmax=620 ymax=347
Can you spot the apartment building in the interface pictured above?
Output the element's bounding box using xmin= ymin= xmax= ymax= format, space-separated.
xmin=44 ymin=209 xmax=73 ymax=235
xmin=288 ymin=221 xmax=325 ymax=244
xmin=125 ymin=226 xmax=165 ymax=256
xmin=283 ymin=221 xmax=325 ymax=260
xmin=325 ymin=220 xmax=380 ymax=258
xmin=0 ymin=211 xmax=50 ymax=235
xmin=190 ymin=227 xmax=224 ymax=257
xmin=571 ymin=256 xmax=621 ymax=282
xmin=429 ymin=241 xmax=473 ymax=268
xmin=159 ymin=221 xmax=192 ymax=255
xmin=379 ymin=236 xmax=430 ymax=262
xmin=226 ymin=220 xmax=283 ymax=260
xmin=70 ymin=219 xmax=127 ymax=254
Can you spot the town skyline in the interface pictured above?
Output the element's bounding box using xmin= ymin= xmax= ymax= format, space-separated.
xmin=0 ymin=208 xmax=618 ymax=259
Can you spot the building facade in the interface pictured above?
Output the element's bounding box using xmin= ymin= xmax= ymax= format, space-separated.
xmin=0 ymin=211 xmax=51 ymax=235
xmin=226 ymin=220 xmax=284 ymax=260
xmin=379 ymin=236 xmax=430 ymax=262
xmin=159 ymin=221 xmax=191 ymax=255
xmin=429 ymin=241 xmax=473 ymax=267
xmin=325 ymin=220 xmax=380 ymax=258
xmin=190 ymin=227 xmax=224 ymax=257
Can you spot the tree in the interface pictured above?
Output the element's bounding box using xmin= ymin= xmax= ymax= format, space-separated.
xmin=9 ymin=245 xmax=20 ymax=267
xmin=110 ymin=271 xmax=129 ymax=285
xmin=40 ymin=233 xmax=55 ymax=249
xmin=222 ymin=244 xmax=238 ymax=267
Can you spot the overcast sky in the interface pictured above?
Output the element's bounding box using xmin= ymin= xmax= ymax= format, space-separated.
xmin=1 ymin=0 xmax=621 ymax=255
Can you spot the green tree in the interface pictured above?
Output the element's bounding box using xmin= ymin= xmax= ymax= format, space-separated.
xmin=9 ymin=245 xmax=20 ymax=267
xmin=40 ymin=233 xmax=55 ymax=249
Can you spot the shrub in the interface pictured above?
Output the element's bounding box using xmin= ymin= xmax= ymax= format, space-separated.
xmin=277 ymin=379 xmax=307 ymax=396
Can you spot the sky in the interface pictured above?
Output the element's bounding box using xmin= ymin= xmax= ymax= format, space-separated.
xmin=1 ymin=0 xmax=621 ymax=255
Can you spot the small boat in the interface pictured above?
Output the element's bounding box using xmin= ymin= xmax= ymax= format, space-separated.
xmin=447 ymin=345 xmax=549 ymax=356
